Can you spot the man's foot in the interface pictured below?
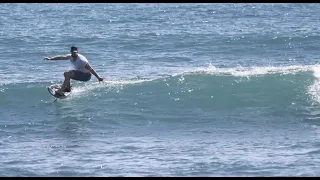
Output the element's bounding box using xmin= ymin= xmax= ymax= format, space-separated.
xmin=55 ymin=90 xmax=65 ymax=96
xmin=64 ymin=86 xmax=72 ymax=92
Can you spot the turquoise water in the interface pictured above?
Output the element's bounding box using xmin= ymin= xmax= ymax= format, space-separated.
xmin=1 ymin=3 xmax=320 ymax=177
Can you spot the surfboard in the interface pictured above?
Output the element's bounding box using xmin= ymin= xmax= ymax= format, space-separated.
xmin=47 ymin=84 xmax=71 ymax=99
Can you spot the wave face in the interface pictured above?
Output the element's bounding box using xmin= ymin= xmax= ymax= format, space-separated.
xmin=0 ymin=65 xmax=316 ymax=110
xmin=1 ymin=65 xmax=320 ymax=127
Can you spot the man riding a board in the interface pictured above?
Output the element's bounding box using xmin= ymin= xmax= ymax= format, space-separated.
xmin=44 ymin=46 xmax=104 ymax=96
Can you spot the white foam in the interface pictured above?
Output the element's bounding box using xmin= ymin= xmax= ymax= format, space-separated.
xmin=0 ymin=64 xmax=315 ymax=86
xmin=65 ymin=78 xmax=155 ymax=99
xmin=312 ymin=65 xmax=320 ymax=79
xmin=189 ymin=64 xmax=312 ymax=77
xmin=308 ymin=65 xmax=320 ymax=105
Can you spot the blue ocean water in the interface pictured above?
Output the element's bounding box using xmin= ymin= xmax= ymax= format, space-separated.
xmin=1 ymin=3 xmax=320 ymax=177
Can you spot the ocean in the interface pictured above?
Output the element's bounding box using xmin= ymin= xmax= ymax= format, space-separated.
xmin=1 ymin=3 xmax=320 ymax=176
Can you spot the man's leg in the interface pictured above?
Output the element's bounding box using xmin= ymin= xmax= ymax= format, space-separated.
xmin=56 ymin=71 xmax=74 ymax=95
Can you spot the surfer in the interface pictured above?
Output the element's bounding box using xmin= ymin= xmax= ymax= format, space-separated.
xmin=44 ymin=46 xmax=104 ymax=96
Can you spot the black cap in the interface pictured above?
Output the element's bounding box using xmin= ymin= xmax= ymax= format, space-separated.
xmin=70 ymin=46 xmax=78 ymax=53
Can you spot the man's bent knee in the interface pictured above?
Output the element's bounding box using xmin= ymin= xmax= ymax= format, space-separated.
xmin=64 ymin=71 xmax=74 ymax=79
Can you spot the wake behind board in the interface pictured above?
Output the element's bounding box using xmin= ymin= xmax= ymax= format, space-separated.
xmin=47 ymin=84 xmax=71 ymax=99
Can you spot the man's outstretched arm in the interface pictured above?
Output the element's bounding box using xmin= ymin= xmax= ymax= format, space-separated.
xmin=44 ymin=55 xmax=70 ymax=60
